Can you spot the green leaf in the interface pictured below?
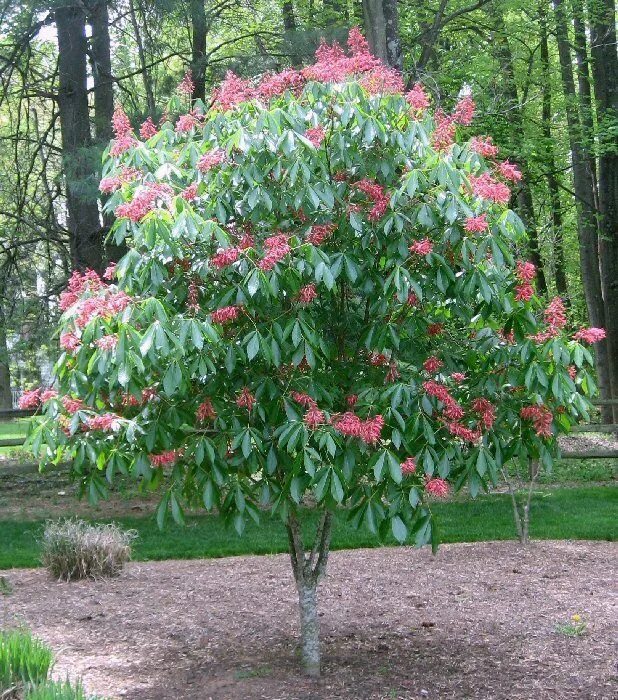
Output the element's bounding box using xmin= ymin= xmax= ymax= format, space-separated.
xmin=391 ymin=515 xmax=407 ymax=543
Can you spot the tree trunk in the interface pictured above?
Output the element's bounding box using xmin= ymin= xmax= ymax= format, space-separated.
xmin=0 ymin=304 xmax=12 ymax=410
xmin=490 ymin=2 xmax=547 ymax=294
xmin=362 ymin=0 xmax=388 ymax=65
xmin=554 ymin=0 xmax=613 ymax=420
xmin=282 ymin=1 xmax=296 ymax=31
xmin=588 ymin=0 xmax=618 ymax=421
xmin=88 ymin=0 xmax=126 ymax=263
xmin=540 ymin=11 xmax=568 ymax=299
xmin=382 ymin=0 xmax=402 ymax=71
xmin=89 ymin=0 xmax=114 ymax=145
xmin=286 ymin=509 xmax=333 ymax=677
xmin=56 ymin=3 xmax=103 ymax=272
xmin=129 ymin=0 xmax=156 ymax=117
xmin=191 ymin=0 xmax=207 ymax=101
xmin=297 ymin=580 xmax=320 ymax=677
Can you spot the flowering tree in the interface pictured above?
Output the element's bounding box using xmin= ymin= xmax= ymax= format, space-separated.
xmin=28 ymin=29 xmax=605 ymax=676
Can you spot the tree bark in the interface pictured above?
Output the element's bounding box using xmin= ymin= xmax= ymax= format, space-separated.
xmin=540 ymin=11 xmax=569 ymax=299
xmin=554 ymin=0 xmax=613 ymax=420
xmin=297 ymin=581 xmax=320 ymax=677
xmin=588 ymin=0 xmax=618 ymax=420
xmin=0 ymin=303 xmax=11 ymax=410
xmin=56 ymin=3 xmax=103 ymax=272
xmin=490 ymin=2 xmax=547 ymax=294
xmin=129 ymin=0 xmax=156 ymax=117
xmin=362 ymin=0 xmax=388 ymax=65
xmin=191 ymin=0 xmax=207 ymax=101
xmin=286 ymin=509 xmax=333 ymax=677
xmin=88 ymin=0 xmax=114 ymax=145
xmin=382 ymin=0 xmax=402 ymax=71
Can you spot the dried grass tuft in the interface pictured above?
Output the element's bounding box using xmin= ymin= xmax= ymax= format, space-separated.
xmin=40 ymin=519 xmax=137 ymax=581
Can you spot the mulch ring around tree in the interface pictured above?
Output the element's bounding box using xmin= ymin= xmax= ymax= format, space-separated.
xmin=1 ymin=541 xmax=616 ymax=699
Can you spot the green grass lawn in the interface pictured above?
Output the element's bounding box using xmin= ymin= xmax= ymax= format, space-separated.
xmin=0 ymin=486 xmax=615 ymax=570
xmin=0 ymin=419 xmax=29 ymax=457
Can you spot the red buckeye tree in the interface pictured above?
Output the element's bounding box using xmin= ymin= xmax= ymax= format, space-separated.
xmin=28 ymin=29 xmax=604 ymax=676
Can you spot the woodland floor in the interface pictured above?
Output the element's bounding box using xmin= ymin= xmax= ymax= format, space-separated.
xmin=1 ymin=541 xmax=616 ymax=700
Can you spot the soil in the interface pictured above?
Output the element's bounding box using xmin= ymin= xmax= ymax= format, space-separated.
xmin=1 ymin=541 xmax=616 ymax=700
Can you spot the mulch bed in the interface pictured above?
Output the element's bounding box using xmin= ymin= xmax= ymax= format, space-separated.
xmin=1 ymin=541 xmax=616 ymax=699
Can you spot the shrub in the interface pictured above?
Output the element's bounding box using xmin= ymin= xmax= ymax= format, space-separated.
xmin=0 ymin=628 xmax=53 ymax=690
xmin=40 ymin=519 xmax=136 ymax=581
xmin=30 ymin=27 xmax=603 ymax=675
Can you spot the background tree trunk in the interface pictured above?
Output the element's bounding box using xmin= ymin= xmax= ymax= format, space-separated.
xmin=553 ymin=0 xmax=613 ymax=421
xmin=362 ymin=0 xmax=388 ymax=64
xmin=540 ymin=13 xmax=569 ymax=299
xmin=382 ymin=0 xmax=403 ymax=71
xmin=191 ymin=0 xmax=207 ymax=101
xmin=490 ymin=2 xmax=547 ymax=295
xmin=56 ymin=3 xmax=103 ymax=272
xmin=588 ymin=0 xmax=618 ymax=421
xmin=0 ymin=304 xmax=12 ymax=409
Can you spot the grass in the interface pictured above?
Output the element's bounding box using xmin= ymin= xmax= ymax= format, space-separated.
xmin=0 ymin=419 xmax=30 ymax=457
xmin=0 ymin=628 xmax=53 ymax=689
xmin=0 ymin=486 xmax=615 ymax=570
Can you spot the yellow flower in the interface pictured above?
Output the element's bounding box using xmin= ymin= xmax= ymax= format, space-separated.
xmin=571 ymin=614 xmax=581 ymax=623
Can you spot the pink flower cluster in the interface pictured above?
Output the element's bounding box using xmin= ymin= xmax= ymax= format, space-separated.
xmin=573 ymin=327 xmax=606 ymax=344
xmin=150 ymin=449 xmax=182 ymax=468
xmin=520 ymin=404 xmax=553 ymax=437
xmin=497 ymin=160 xmax=522 ymax=182
xmin=425 ymin=476 xmax=450 ymax=498
xmin=291 ymin=393 xmax=326 ymax=429
xmin=432 ymin=110 xmax=456 ymax=151
xmin=451 ymin=372 xmax=466 ymax=383
xmin=178 ymin=70 xmax=195 ymax=96
xmin=236 ymin=387 xmax=256 ymax=411
xmin=115 ymin=182 xmax=174 ymax=222
xmin=409 ymin=238 xmax=433 ymax=256
xmin=515 ymin=260 xmax=536 ymax=302
xmin=305 ymin=126 xmax=325 ymax=147
xmin=197 ymin=148 xmax=227 ymax=172
xmin=211 ymin=305 xmax=241 ymax=324
xmin=259 ymin=234 xmax=290 ymax=271
xmin=103 ymin=264 xmax=117 ymax=281
xmin=60 ymin=332 xmax=81 ymax=352
xmin=464 ymin=214 xmax=488 ymax=233
xmin=182 ymin=183 xmax=198 ymax=201
xmin=212 ymin=71 xmax=255 ymax=111
xmin=297 ymin=284 xmax=317 ymax=304
xmin=73 ymin=291 xmax=132 ymax=329
xmin=211 ymin=247 xmax=240 ymax=269
xmin=18 ymin=389 xmax=41 ymax=409
xmin=353 ymin=179 xmax=390 ymax=221
xmin=85 ymin=413 xmax=120 ymax=432
xmin=196 ymin=399 xmax=216 ymax=422
xmin=331 ymin=412 xmax=384 ymax=445
xmin=401 ymin=457 xmax=416 ymax=475
xmin=139 ymin=117 xmax=158 ymax=140
xmin=307 ymin=223 xmax=335 ymax=246
xmin=406 ymin=83 xmax=430 ymax=114
xmin=471 ymin=397 xmax=496 ymax=430
xmin=95 ymin=335 xmax=118 ymax=351
xmin=99 ymin=167 xmax=141 ymax=194
xmin=423 ymin=356 xmax=443 ymax=373
xmin=470 ymin=136 xmax=499 ymax=158
xmin=59 ymin=270 xmax=104 ymax=311
xmin=258 ymin=69 xmax=306 ymax=100
xmin=359 ymin=65 xmax=405 ymax=95
xmin=303 ymin=27 xmax=380 ymax=84
xmin=62 ymin=396 xmax=84 ymax=414
xmin=452 ymin=95 xmax=476 ymax=126
xmin=469 ymin=172 xmax=511 ymax=204
xmin=176 ymin=113 xmax=198 ymax=133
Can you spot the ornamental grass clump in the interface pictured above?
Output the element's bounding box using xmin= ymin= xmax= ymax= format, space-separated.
xmin=0 ymin=628 xmax=53 ymax=690
xmin=29 ymin=27 xmax=605 ymax=676
xmin=40 ymin=519 xmax=136 ymax=581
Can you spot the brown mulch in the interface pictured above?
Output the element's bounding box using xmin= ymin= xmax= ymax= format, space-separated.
xmin=1 ymin=541 xmax=616 ymax=699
